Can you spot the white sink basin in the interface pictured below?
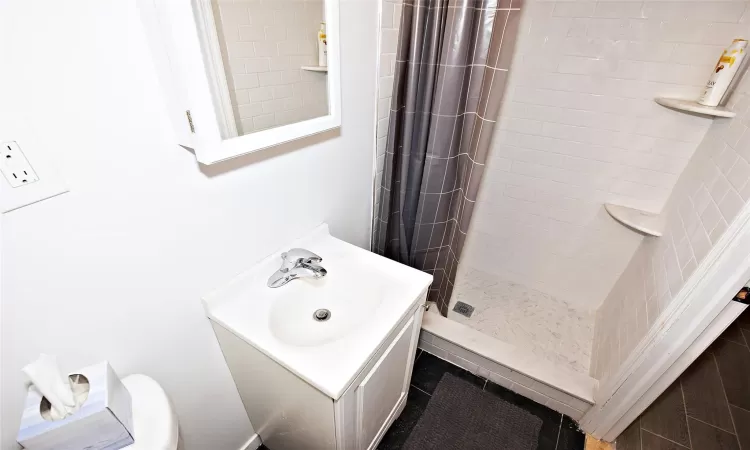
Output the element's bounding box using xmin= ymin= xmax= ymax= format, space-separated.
xmin=203 ymin=224 xmax=432 ymax=399
xmin=268 ymin=270 xmax=384 ymax=347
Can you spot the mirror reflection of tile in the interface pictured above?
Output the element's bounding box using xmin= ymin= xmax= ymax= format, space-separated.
xmin=212 ymin=1 xmax=329 ymax=135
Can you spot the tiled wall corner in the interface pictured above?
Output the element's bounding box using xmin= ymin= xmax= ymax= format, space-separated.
xmin=372 ymin=0 xmax=403 ymax=239
xmin=419 ymin=330 xmax=592 ymax=420
xmin=458 ymin=0 xmax=750 ymax=311
xmin=373 ymin=0 xmax=403 ymax=239
xmin=213 ymin=0 xmax=328 ymax=134
xmin=592 ymin=61 xmax=750 ymax=385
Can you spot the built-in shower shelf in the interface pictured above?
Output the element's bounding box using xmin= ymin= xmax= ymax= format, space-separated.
xmin=605 ymin=203 xmax=665 ymax=237
xmin=301 ymin=65 xmax=328 ymax=72
xmin=654 ymin=97 xmax=736 ymax=118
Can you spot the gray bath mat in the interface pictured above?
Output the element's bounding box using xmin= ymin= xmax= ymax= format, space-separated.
xmin=403 ymin=373 xmax=542 ymax=450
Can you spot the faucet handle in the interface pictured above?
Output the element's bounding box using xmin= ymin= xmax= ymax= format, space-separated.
xmin=281 ymin=248 xmax=322 ymax=267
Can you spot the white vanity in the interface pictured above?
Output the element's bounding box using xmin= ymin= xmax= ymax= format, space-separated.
xmin=203 ymin=225 xmax=432 ymax=450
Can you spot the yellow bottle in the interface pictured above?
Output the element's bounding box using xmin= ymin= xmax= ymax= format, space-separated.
xmin=698 ymin=39 xmax=748 ymax=107
xmin=318 ymin=23 xmax=327 ymax=67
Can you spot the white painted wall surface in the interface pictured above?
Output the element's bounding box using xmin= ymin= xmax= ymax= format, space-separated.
xmin=0 ymin=0 xmax=377 ymax=449
xmin=460 ymin=0 xmax=749 ymax=310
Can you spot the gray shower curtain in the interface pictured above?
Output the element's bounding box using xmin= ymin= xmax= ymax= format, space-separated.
xmin=374 ymin=0 xmax=520 ymax=315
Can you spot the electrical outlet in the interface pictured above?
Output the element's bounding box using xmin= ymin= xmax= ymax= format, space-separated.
xmin=0 ymin=139 xmax=67 ymax=213
xmin=0 ymin=141 xmax=39 ymax=187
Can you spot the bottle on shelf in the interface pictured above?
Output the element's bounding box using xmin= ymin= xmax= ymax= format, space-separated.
xmin=318 ymin=23 xmax=327 ymax=67
xmin=698 ymin=39 xmax=747 ymax=107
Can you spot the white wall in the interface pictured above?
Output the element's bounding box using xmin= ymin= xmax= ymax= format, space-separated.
xmin=0 ymin=1 xmax=378 ymax=449
xmin=460 ymin=0 xmax=749 ymax=310
xmin=591 ymin=62 xmax=750 ymax=384
xmin=213 ymin=0 xmax=328 ymax=135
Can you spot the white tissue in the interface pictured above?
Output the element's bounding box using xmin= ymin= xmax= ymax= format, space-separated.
xmin=22 ymin=354 xmax=77 ymax=420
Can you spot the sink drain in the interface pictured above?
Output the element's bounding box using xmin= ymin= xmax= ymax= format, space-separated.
xmin=313 ymin=309 xmax=331 ymax=322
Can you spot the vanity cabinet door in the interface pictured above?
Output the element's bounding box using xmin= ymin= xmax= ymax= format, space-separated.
xmin=356 ymin=313 xmax=419 ymax=450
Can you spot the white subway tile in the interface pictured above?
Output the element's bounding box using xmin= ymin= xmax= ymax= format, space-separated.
xmin=378 ymin=98 xmax=391 ymax=120
xmin=238 ymin=25 xmax=265 ymax=42
xmin=709 ymin=172 xmax=731 ymax=204
xmin=381 ymin=1 xmax=394 ymax=28
xmin=380 ymin=28 xmax=399 ymax=54
xmin=233 ymin=73 xmax=260 ymax=89
xmin=718 ymin=189 xmax=744 ymax=224
xmin=238 ymin=102 xmax=263 ymax=119
xmin=253 ymin=41 xmax=277 ymax=57
xmin=670 ymin=44 xmax=726 ymax=66
xmin=253 ymin=113 xmax=275 ymax=130
xmin=700 ymin=200 xmax=722 ymax=232
xmin=645 ymin=62 xmax=709 ymax=86
xmin=552 ymin=2 xmax=596 ymax=18
xmin=245 ymin=58 xmax=270 ymax=73
xmin=709 ymin=217 xmax=729 ymax=244
xmin=727 ymin=156 xmax=750 ymax=191
xmin=247 ymin=86 xmax=273 ymax=102
xmin=686 ymin=3 xmax=748 ymax=23
xmin=593 ymin=2 xmax=643 ymax=19
xmin=379 ymin=76 xmax=395 ymax=99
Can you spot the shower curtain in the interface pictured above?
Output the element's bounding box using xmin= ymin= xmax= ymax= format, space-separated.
xmin=374 ymin=0 xmax=520 ymax=315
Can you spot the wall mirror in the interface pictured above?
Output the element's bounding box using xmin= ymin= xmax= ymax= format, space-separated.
xmin=140 ymin=0 xmax=341 ymax=164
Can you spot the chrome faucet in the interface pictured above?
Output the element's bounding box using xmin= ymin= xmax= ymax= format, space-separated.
xmin=267 ymin=248 xmax=327 ymax=288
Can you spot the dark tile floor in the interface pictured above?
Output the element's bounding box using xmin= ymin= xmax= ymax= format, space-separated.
xmin=378 ymin=350 xmax=586 ymax=450
xmin=616 ymin=308 xmax=750 ymax=450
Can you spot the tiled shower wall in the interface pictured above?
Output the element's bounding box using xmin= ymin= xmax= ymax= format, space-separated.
xmin=373 ymin=0 xmax=749 ymax=311
xmin=213 ymin=0 xmax=328 ymax=134
xmin=591 ymin=63 xmax=750 ymax=385
xmin=371 ymin=0 xmax=750 ymax=386
xmin=373 ymin=0 xmax=402 ymax=230
xmin=460 ymin=1 xmax=750 ymax=310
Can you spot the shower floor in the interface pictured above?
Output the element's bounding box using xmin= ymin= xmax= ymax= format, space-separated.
xmin=448 ymin=267 xmax=595 ymax=376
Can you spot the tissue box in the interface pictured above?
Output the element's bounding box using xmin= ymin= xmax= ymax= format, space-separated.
xmin=17 ymin=361 xmax=135 ymax=450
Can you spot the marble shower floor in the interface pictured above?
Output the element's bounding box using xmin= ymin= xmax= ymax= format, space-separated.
xmin=448 ymin=268 xmax=595 ymax=375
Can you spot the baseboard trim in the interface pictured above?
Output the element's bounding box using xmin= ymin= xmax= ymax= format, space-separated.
xmin=239 ymin=433 xmax=262 ymax=450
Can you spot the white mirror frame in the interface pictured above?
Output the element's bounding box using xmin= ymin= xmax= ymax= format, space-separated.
xmin=140 ymin=0 xmax=342 ymax=165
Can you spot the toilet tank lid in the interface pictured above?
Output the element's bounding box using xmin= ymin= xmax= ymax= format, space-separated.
xmin=121 ymin=374 xmax=179 ymax=450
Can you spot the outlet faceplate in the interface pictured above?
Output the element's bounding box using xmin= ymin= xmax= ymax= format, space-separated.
xmin=0 ymin=141 xmax=39 ymax=187
xmin=0 ymin=139 xmax=67 ymax=213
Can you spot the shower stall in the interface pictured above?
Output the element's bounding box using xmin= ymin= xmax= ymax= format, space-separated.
xmin=373 ymin=0 xmax=750 ymax=435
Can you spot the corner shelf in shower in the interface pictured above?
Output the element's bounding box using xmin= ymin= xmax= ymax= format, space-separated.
xmin=301 ymin=66 xmax=328 ymax=72
xmin=654 ymin=97 xmax=736 ymax=118
xmin=605 ymin=203 xmax=665 ymax=237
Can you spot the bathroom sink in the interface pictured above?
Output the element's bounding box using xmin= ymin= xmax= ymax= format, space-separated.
xmin=203 ymin=224 xmax=432 ymax=399
xmin=268 ymin=266 xmax=384 ymax=347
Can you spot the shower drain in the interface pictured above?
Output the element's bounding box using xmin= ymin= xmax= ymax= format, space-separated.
xmin=313 ymin=309 xmax=331 ymax=322
xmin=452 ymin=301 xmax=474 ymax=318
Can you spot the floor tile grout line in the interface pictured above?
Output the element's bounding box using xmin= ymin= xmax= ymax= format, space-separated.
xmin=730 ymin=403 xmax=750 ymax=414
xmin=718 ymin=335 xmax=748 ymax=348
xmin=679 ymin=380 xmax=694 ymax=449
xmin=410 ymin=384 xmax=432 ymax=397
xmin=711 ymin=352 xmax=743 ymax=449
xmin=640 ymin=428 xmax=691 ymax=449
xmin=638 ymin=419 xmax=644 ymax=450
xmin=686 ymin=414 xmax=737 ymax=436
xmin=739 ymin=326 xmax=748 ymax=347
